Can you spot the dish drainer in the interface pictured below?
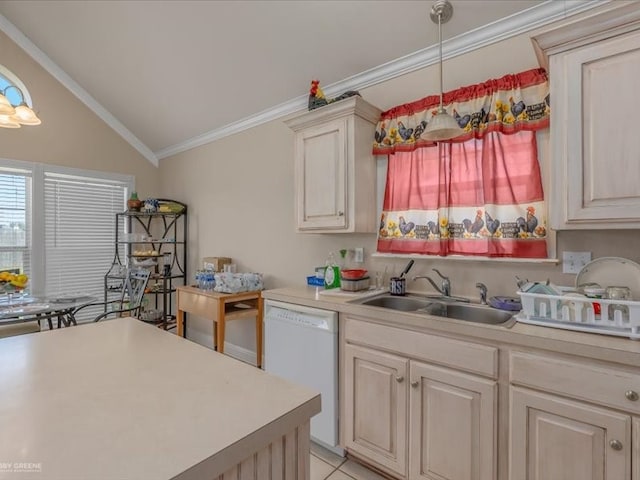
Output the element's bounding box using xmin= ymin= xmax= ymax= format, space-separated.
xmin=516 ymin=291 xmax=640 ymax=340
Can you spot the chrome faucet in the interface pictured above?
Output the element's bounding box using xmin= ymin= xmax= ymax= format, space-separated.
xmin=432 ymin=269 xmax=450 ymax=297
xmin=413 ymin=274 xmax=446 ymax=296
xmin=412 ymin=269 xmax=469 ymax=302
xmin=476 ymin=282 xmax=488 ymax=305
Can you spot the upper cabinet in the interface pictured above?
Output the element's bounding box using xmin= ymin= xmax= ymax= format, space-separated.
xmin=285 ymin=96 xmax=381 ymax=233
xmin=533 ymin=4 xmax=640 ymax=229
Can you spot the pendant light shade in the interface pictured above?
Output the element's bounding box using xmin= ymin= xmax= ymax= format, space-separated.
xmin=0 ymin=85 xmax=41 ymax=128
xmin=0 ymin=114 xmax=21 ymax=128
xmin=422 ymin=0 xmax=463 ymax=142
xmin=0 ymin=92 xmax=16 ymax=116
xmin=13 ymin=104 xmax=42 ymax=126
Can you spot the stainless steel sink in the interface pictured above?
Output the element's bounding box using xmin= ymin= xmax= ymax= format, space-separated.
xmin=418 ymin=302 xmax=514 ymax=325
xmin=353 ymin=294 xmax=514 ymax=325
xmin=359 ymin=295 xmax=431 ymax=312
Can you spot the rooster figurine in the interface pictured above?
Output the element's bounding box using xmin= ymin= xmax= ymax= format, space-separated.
xmin=309 ymin=80 xmax=360 ymax=111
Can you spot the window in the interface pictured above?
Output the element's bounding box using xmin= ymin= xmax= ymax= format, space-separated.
xmin=372 ymin=68 xmax=552 ymax=259
xmin=0 ymin=167 xmax=31 ymax=276
xmin=0 ymin=159 xmax=133 ymax=321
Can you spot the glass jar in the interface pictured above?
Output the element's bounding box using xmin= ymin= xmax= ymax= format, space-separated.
xmin=605 ymin=286 xmax=631 ymax=321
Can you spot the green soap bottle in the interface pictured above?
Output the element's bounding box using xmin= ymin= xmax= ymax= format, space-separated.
xmin=324 ymin=252 xmax=341 ymax=289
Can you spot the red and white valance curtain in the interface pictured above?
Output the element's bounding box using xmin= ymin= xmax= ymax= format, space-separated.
xmin=375 ymin=68 xmax=550 ymax=258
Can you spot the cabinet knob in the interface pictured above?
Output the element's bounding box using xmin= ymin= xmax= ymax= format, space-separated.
xmin=395 ymin=376 xmax=404 ymax=383
xmin=609 ymin=439 xmax=623 ymax=451
xmin=410 ymin=381 xmax=419 ymax=388
xmin=338 ymin=211 xmax=344 ymax=217
xmin=625 ymin=390 xmax=639 ymax=401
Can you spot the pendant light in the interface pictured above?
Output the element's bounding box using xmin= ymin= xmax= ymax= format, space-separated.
xmin=0 ymin=85 xmax=41 ymax=128
xmin=422 ymin=0 xmax=463 ymax=142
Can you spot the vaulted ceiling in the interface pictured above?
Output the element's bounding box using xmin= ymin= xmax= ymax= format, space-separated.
xmin=0 ymin=1 xmax=601 ymax=165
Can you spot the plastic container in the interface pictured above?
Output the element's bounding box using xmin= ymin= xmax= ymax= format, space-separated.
xmin=340 ymin=277 xmax=370 ymax=292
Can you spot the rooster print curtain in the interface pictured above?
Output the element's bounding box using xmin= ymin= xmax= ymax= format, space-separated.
xmin=372 ymin=68 xmax=549 ymax=154
xmin=375 ymin=68 xmax=549 ymax=258
xmin=378 ymin=130 xmax=547 ymax=258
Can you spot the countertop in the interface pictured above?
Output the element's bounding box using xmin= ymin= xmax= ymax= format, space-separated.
xmin=0 ymin=318 xmax=320 ymax=480
xmin=263 ymin=286 xmax=640 ymax=367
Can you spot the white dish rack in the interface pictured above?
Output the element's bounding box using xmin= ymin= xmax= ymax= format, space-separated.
xmin=516 ymin=291 xmax=640 ymax=340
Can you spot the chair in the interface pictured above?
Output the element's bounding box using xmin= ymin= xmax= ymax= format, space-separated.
xmin=74 ymin=268 xmax=151 ymax=322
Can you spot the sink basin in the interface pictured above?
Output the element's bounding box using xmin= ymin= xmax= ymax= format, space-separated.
xmin=418 ymin=302 xmax=514 ymax=325
xmin=359 ymin=295 xmax=431 ymax=312
xmin=353 ymin=294 xmax=514 ymax=325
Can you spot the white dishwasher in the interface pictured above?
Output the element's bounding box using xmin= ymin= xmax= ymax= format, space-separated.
xmin=264 ymin=299 xmax=344 ymax=456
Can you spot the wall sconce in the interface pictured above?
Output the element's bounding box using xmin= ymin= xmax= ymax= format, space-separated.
xmin=0 ymin=85 xmax=41 ymax=129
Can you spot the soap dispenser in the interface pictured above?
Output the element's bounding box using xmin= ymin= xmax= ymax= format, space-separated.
xmin=324 ymin=252 xmax=341 ymax=289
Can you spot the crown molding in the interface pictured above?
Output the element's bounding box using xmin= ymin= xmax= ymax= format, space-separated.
xmin=157 ymin=0 xmax=604 ymax=160
xmin=0 ymin=13 xmax=158 ymax=167
xmin=1 ymin=2 xmax=605 ymax=164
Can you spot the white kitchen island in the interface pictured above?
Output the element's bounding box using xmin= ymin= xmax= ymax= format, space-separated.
xmin=0 ymin=318 xmax=320 ymax=480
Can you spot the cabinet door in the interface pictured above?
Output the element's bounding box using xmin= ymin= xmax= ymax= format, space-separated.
xmin=343 ymin=344 xmax=408 ymax=477
xmin=634 ymin=417 xmax=639 ymax=480
xmin=409 ymin=361 xmax=496 ymax=480
xmin=510 ymin=387 xmax=631 ymax=480
xmin=551 ymin=28 xmax=640 ymax=228
xmin=294 ymin=118 xmax=347 ymax=231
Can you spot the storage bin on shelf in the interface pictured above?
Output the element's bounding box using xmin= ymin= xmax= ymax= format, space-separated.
xmin=516 ymin=290 xmax=640 ymax=339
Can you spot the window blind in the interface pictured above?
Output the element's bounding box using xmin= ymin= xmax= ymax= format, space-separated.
xmin=0 ymin=169 xmax=32 ymax=277
xmin=44 ymin=172 xmax=127 ymax=322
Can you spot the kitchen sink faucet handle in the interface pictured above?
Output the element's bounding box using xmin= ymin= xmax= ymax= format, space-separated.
xmin=476 ymin=283 xmax=488 ymax=305
xmin=432 ymin=269 xmax=450 ymax=297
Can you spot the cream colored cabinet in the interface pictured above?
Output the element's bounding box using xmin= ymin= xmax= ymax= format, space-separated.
xmin=285 ymin=96 xmax=381 ymax=233
xmin=634 ymin=417 xmax=640 ymax=480
xmin=510 ymin=387 xmax=631 ymax=480
xmin=533 ymin=4 xmax=640 ymax=229
xmin=509 ymin=351 xmax=640 ymax=480
xmin=343 ymin=344 xmax=408 ymax=477
xmin=409 ymin=361 xmax=496 ymax=480
xmin=341 ymin=317 xmax=497 ymax=480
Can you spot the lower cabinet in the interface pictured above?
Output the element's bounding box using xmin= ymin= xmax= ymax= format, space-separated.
xmin=343 ymin=343 xmax=497 ymax=480
xmin=510 ymin=387 xmax=632 ymax=480
xmin=409 ymin=362 xmax=496 ymax=480
xmin=343 ymin=344 xmax=408 ymax=477
xmin=340 ymin=317 xmax=640 ymax=480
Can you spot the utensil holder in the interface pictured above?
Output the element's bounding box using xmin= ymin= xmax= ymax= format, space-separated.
xmin=390 ymin=277 xmax=406 ymax=296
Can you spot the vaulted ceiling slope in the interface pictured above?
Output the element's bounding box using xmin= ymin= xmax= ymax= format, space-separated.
xmin=0 ymin=1 xmax=603 ymax=166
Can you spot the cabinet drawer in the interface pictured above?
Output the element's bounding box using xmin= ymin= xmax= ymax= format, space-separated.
xmin=510 ymin=352 xmax=640 ymax=414
xmin=177 ymin=290 xmax=218 ymax=320
xmin=344 ymin=317 xmax=498 ymax=378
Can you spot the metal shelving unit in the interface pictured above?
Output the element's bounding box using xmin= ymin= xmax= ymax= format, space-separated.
xmin=104 ymin=199 xmax=187 ymax=329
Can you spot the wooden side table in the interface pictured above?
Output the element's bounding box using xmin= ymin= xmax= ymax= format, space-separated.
xmin=176 ymin=285 xmax=263 ymax=367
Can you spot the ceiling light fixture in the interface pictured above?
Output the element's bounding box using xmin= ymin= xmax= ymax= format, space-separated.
xmin=0 ymin=85 xmax=41 ymax=128
xmin=422 ymin=0 xmax=463 ymax=142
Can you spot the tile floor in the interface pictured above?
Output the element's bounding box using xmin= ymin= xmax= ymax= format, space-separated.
xmin=310 ymin=443 xmax=389 ymax=480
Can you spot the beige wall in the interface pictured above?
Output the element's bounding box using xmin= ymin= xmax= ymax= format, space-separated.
xmin=160 ymin=28 xmax=640 ymax=350
xmin=0 ymin=30 xmax=160 ymax=196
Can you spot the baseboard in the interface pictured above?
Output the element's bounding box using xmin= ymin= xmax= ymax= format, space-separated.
xmin=223 ymin=342 xmax=258 ymax=367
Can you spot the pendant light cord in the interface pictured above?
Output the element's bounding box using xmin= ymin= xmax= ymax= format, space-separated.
xmin=438 ymin=10 xmax=444 ymax=112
